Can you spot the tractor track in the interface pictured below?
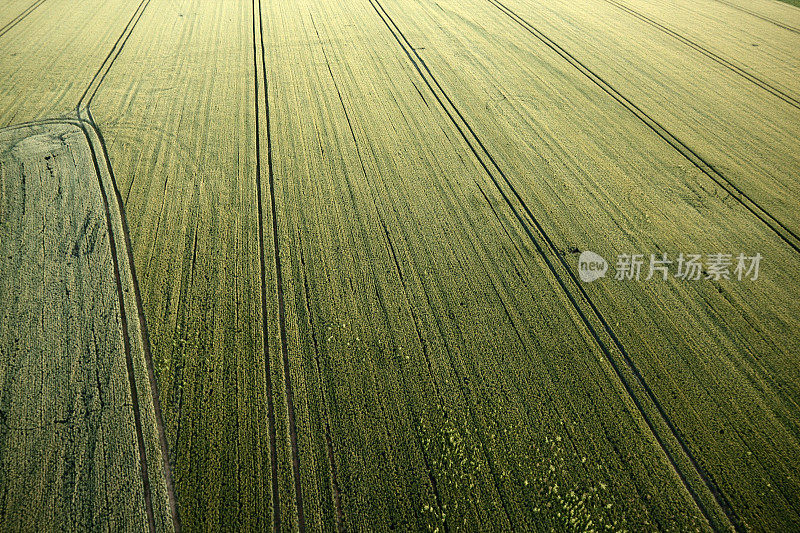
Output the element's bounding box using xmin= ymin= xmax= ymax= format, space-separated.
xmin=70 ymin=0 xmax=300 ymax=527
xmin=78 ymin=115 xmax=157 ymax=533
xmin=69 ymin=0 xmax=179 ymax=528
xmin=77 ymin=0 xmax=153 ymax=113
xmin=81 ymin=110 xmax=182 ymax=533
xmin=711 ymin=0 xmax=800 ymax=35
xmin=0 ymin=0 xmax=47 ymax=39
xmin=250 ymin=0 xmax=281 ymax=529
xmin=253 ymin=0 xmax=306 ymax=529
xmin=599 ymin=0 xmax=800 ymax=110
xmin=366 ymin=0 xmax=744 ymax=529
xmin=486 ymin=0 xmax=800 ymax=257
xmin=2 ymin=117 xmax=180 ymax=532
xmin=85 ymin=108 xmax=181 ymax=533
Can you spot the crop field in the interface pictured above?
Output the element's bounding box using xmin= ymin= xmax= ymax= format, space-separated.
xmin=0 ymin=0 xmax=799 ymax=531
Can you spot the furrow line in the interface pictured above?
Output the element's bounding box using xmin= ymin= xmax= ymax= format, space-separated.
xmin=307 ymin=16 xmax=452 ymax=520
xmin=313 ymin=11 xmax=514 ymax=525
xmin=297 ymin=228 xmax=344 ymax=532
xmin=0 ymin=0 xmax=47 ymax=39
xmin=711 ymin=0 xmax=800 ymax=34
xmin=366 ymin=0 xmax=741 ymax=529
xmin=600 ymin=0 xmax=800 ymax=110
xmin=408 ymin=232 xmax=516 ymax=529
xmin=379 ymin=223 xmax=454 ymax=533
xmin=255 ymin=0 xmax=306 ymax=528
xmin=487 ymin=0 xmax=800 ymax=255
xmin=342 ymin=12 xmax=520 ymax=521
xmin=297 ymin=232 xmax=344 ymax=533
xmin=306 ymin=14 xmax=356 ymax=530
xmin=251 ymin=0 xmax=282 ymax=529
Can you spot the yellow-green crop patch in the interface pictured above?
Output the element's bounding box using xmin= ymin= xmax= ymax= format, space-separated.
xmin=0 ymin=122 xmax=176 ymax=532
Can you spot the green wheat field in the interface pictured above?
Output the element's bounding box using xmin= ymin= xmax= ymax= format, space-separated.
xmin=1 ymin=0 xmax=799 ymax=530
